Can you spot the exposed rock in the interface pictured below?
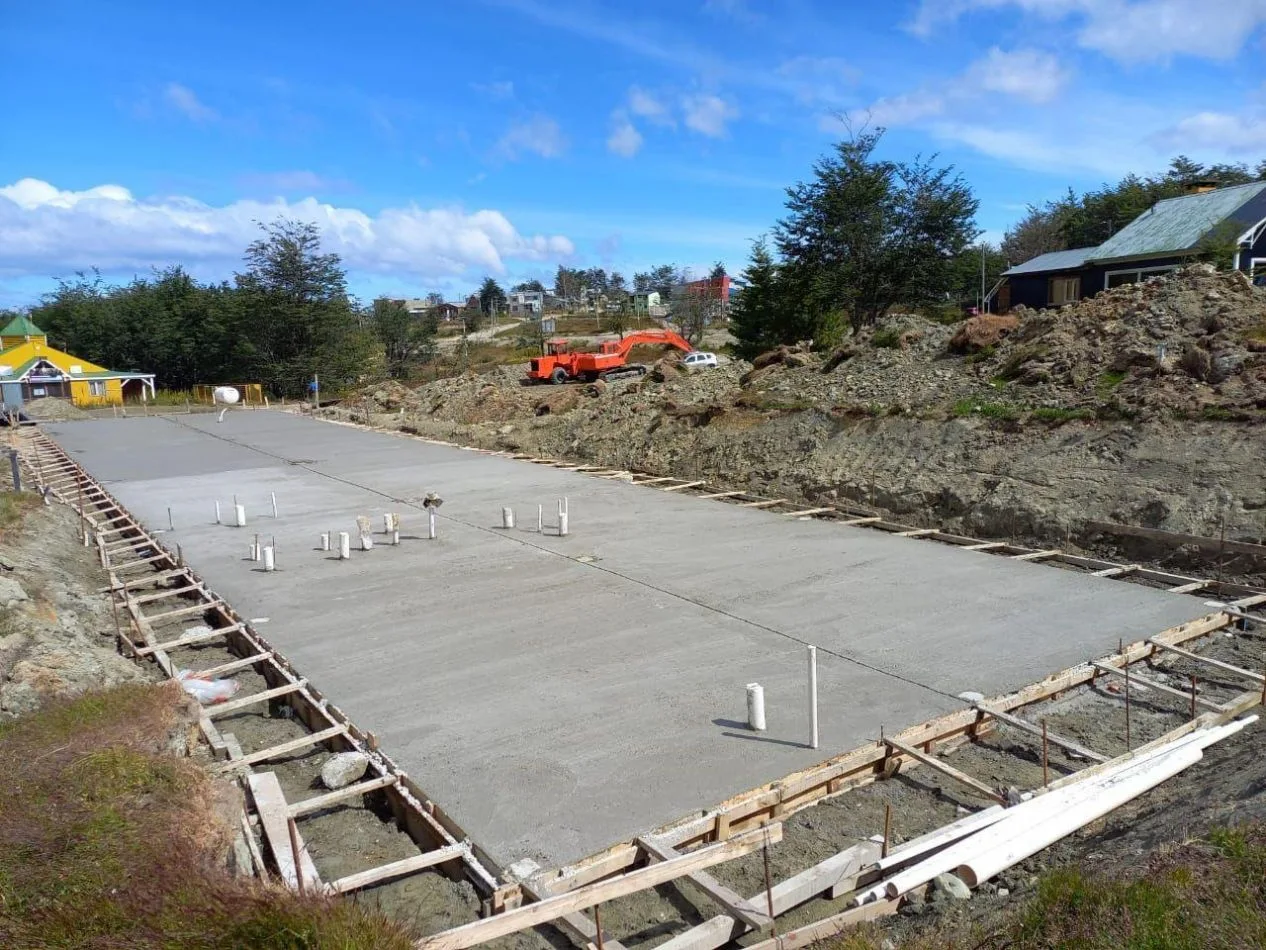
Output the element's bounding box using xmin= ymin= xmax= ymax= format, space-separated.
xmin=0 ymin=577 xmax=28 ymax=609
xmin=321 ymin=751 xmax=371 ymax=789
xmin=933 ymin=872 xmax=973 ymax=901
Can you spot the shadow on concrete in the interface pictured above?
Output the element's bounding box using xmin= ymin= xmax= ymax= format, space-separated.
xmin=713 ymin=718 xmax=809 ymax=749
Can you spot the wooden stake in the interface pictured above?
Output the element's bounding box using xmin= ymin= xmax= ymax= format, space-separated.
xmin=594 ymin=904 xmax=604 ymax=950
xmin=288 ymin=817 xmax=305 ymax=895
xmin=1124 ymin=661 xmax=1132 ymax=752
xmin=1190 ymin=675 xmax=1198 ymax=721
xmin=1041 ymin=719 xmax=1049 ymax=787
xmin=881 ymin=803 xmax=892 ymax=859
xmin=761 ymin=829 xmax=777 ymax=942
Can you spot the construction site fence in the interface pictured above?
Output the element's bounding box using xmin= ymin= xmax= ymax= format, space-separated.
xmin=191 ymin=383 xmax=265 ymax=406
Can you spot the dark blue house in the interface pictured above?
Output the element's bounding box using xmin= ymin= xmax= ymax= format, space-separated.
xmin=993 ymin=181 xmax=1266 ymax=311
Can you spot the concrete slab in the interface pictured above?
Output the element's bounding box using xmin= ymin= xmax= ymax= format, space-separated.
xmin=47 ymin=412 xmax=1210 ymax=868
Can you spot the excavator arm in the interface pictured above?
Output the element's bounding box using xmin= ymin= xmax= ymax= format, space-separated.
xmin=614 ymin=329 xmax=693 ymax=357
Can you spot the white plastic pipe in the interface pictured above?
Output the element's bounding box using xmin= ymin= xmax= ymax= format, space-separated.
xmin=263 ymin=546 xmax=275 ymax=572
xmin=392 ymin=529 xmax=400 ymax=546
xmin=428 ymin=509 xmax=437 ymax=540
xmin=746 ymin=683 xmax=766 ymax=732
xmin=321 ymin=532 xmax=330 ymax=551
xmin=250 ymin=536 xmax=261 ymax=562
xmin=235 ymin=503 xmax=246 ymax=527
xmin=271 ymin=492 xmax=278 ymax=519
xmin=361 ymin=535 xmax=373 ymax=551
xmin=215 ymin=500 xmax=222 ymax=525
xmin=384 ymin=514 xmax=394 ymax=534
xmin=537 ymin=504 xmax=543 ymax=533
xmin=338 ymin=531 xmax=351 ymax=560
xmin=502 ymin=507 xmax=515 ymax=529
xmin=808 ymin=645 xmax=819 ymax=750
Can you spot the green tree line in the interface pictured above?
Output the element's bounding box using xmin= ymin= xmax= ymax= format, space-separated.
xmin=11 ymin=220 xmax=437 ymax=396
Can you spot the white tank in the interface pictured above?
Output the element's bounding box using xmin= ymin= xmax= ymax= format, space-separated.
xmin=212 ymin=386 xmax=241 ymax=405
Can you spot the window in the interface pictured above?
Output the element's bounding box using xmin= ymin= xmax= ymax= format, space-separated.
xmin=1048 ymin=276 xmax=1080 ymax=305
xmin=1104 ymin=265 xmax=1178 ymax=290
xmin=88 ymin=380 xmax=106 ymax=397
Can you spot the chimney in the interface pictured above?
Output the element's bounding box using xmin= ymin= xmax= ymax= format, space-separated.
xmin=1187 ymin=179 xmax=1219 ymax=195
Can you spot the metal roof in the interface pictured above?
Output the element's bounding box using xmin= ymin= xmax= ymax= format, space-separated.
xmin=0 ymin=315 xmax=44 ymax=338
xmin=1002 ymin=247 xmax=1097 ymax=276
xmin=1089 ymin=181 xmax=1266 ymax=263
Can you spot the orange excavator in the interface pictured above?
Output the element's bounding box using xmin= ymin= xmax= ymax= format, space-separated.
xmin=526 ymin=329 xmax=693 ymax=384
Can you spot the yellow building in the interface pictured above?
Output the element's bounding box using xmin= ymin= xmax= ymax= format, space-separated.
xmin=0 ymin=316 xmax=156 ymax=409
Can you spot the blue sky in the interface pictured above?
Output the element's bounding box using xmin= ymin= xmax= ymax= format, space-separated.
xmin=2 ymin=0 xmax=1265 ymax=307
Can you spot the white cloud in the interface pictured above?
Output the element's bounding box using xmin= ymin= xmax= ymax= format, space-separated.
xmin=494 ymin=115 xmax=567 ymax=160
xmin=0 ymin=178 xmax=575 ymax=281
xmin=606 ymin=113 xmax=644 ymax=157
xmin=681 ymin=93 xmax=738 ymax=137
xmin=1153 ymin=110 xmax=1266 ymax=153
xmin=628 ymin=86 xmax=673 ymax=125
xmin=163 ymin=82 xmax=217 ymax=122
xmin=910 ymin=0 xmax=1266 ymax=63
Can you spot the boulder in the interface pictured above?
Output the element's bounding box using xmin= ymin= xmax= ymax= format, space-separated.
xmin=949 ymin=315 xmax=1020 ymax=353
xmin=0 ymin=577 xmax=28 ymax=609
xmin=321 ymin=751 xmax=370 ymax=790
xmin=933 ymin=872 xmax=972 ymax=901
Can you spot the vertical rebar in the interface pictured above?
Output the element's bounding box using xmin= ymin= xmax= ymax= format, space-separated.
xmin=881 ymin=803 xmax=892 ymax=859
xmin=1190 ymin=675 xmax=1198 ymax=720
xmin=1042 ymin=719 xmax=1049 ymax=787
xmin=1124 ymin=662 xmax=1132 ymax=752
xmin=167 ymin=507 xmax=173 ymax=531
xmin=594 ymin=904 xmax=604 ymax=950
xmin=762 ymin=830 xmax=777 ymax=940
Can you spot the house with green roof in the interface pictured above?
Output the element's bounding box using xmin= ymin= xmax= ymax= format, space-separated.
xmin=0 ymin=316 xmax=155 ymax=409
xmin=992 ymin=181 xmax=1266 ymax=311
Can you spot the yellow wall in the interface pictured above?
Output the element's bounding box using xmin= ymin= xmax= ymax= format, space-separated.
xmin=70 ymin=378 xmax=124 ymax=407
xmin=0 ymin=339 xmax=109 ymax=375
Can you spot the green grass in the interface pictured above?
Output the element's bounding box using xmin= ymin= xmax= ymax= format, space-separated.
xmin=0 ymin=684 xmax=415 ymax=949
xmin=871 ymin=327 xmax=903 ymax=349
xmin=0 ymin=490 xmax=39 ymax=535
xmin=964 ymin=344 xmax=996 ymax=365
xmin=1243 ymin=324 xmax=1266 ymax=345
xmin=951 ymin=398 xmax=1019 ymax=421
xmin=1096 ymin=370 xmax=1127 ymax=399
xmin=1032 ymin=406 xmax=1096 ymax=424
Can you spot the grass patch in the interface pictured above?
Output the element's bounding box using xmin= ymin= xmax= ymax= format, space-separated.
xmin=996 ymin=345 xmax=1047 ymax=381
xmin=1244 ymin=324 xmax=1266 ymax=345
xmin=0 ymin=490 xmax=40 ymax=538
xmin=1031 ymin=406 xmax=1096 ymax=424
xmin=1096 ymin=370 xmax=1127 ymax=399
xmin=964 ymin=344 xmax=995 ymax=365
xmin=951 ymin=398 xmax=1019 ymax=421
xmin=871 ymin=327 xmax=903 ymax=349
xmin=0 ymin=684 xmax=414 ymax=949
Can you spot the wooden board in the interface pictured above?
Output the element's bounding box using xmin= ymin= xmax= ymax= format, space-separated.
xmin=975 ymin=705 xmax=1107 ymax=763
xmin=1091 ymin=661 xmax=1223 ymax=711
xmin=290 ymin=774 xmax=399 ymax=818
xmin=1088 ymin=520 xmax=1266 ymax=558
xmin=219 ymin=724 xmax=346 ymax=771
xmin=247 ymin=771 xmax=322 ymax=891
xmin=1147 ymin=638 xmax=1264 ymax=685
xmin=885 ymin=738 xmax=1004 ymax=803
xmin=206 ymin=679 xmax=307 ymax=718
xmin=638 ymin=836 xmax=771 ymax=928
xmin=412 ymin=825 xmax=782 ymax=950
xmin=326 ymin=844 xmax=468 ymax=894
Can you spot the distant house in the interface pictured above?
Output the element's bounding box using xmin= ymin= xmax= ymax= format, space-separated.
xmin=993 ymin=181 xmax=1266 ymax=310
xmin=0 ymin=316 xmax=155 ymax=409
xmin=507 ymin=290 xmax=545 ymax=317
xmin=430 ymin=303 xmax=462 ymax=322
xmin=632 ymin=291 xmax=661 ymax=313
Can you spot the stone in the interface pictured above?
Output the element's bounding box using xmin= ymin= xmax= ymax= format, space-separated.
xmin=998 ymin=887 xmax=1010 ymax=898
xmin=506 ymin=858 xmax=542 ymax=883
xmin=956 ymin=690 xmax=984 ymax=703
xmin=934 ymin=872 xmax=973 ymax=901
xmin=0 ymin=576 xmax=28 ymax=609
xmin=320 ymin=751 xmax=370 ymax=790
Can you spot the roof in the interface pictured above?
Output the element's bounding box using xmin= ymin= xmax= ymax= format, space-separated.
xmin=1003 ymin=247 xmax=1097 ymax=276
xmin=1089 ymin=181 xmax=1266 ymax=263
xmin=0 ymin=315 xmax=44 ymax=338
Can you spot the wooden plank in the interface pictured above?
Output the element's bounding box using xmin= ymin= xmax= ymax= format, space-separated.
xmin=522 ymin=881 xmax=630 ymax=950
xmin=1169 ymin=580 xmax=1211 ymax=594
xmin=191 ymin=651 xmax=275 ymax=679
xmin=1146 ymin=639 xmax=1264 ymax=685
xmin=885 ymin=739 xmax=1004 ymax=803
xmin=633 ymin=476 xmax=675 ymax=485
xmin=740 ymin=499 xmax=787 ymax=509
xmin=638 ymin=836 xmax=771 ymax=929
xmin=143 ymin=601 xmax=216 ymax=624
xmin=662 ymin=481 xmax=706 ymax=492
xmin=220 ymin=725 xmax=346 ymax=772
xmin=207 ymin=680 xmax=308 ymax=718
xmin=247 ymin=772 xmax=322 ymax=892
xmin=840 ymin=516 xmax=882 ymax=526
xmin=698 ymin=491 xmax=745 ymax=500
xmin=1087 ymin=520 xmax=1266 ymax=559
xmin=1012 ymin=549 xmax=1061 ymax=561
xmin=411 ymin=825 xmax=782 ymax=950
xmin=1091 ymin=661 xmax=1224 ymax=711
xmin=1092 ymin=564 xmax=1140 ymax=578
xmin=784 ymin=508 xmax=836 ymax=518
xmin=326 ymin=845 xmax=468 ymax=894
xmin=289 ymin=774 xmax=400 ymax=818
xmin=740 ymin=897 xmax=902 ymax=950
xmin=101 ymin=568 xmax=185 ymax=592
xmin=112 ymin=553 xmax=173 ymax=571
xmin=897 ymin=528 xmax=937 ymax=537
xmin=975 ymin=705 xmax=1107 ymax=763
xmin=135 ymin=622 xmax=239 ymax=657
xmin=1232 ymin=593 xmax=1266 ymax=608
xmin=131 ymin=582 xmax=202 ymax=605
xmin=964 ymin=542 xmax=1007 ymax=551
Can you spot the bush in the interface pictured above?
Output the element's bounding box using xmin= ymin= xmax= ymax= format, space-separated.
xmin=951 ymin=398 xmax=1019 ymax=421
xmin=871 ymin=327 xmax=903 ymax=349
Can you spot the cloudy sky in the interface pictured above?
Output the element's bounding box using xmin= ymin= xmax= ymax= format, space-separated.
xmin=3 ymin=0 xmax=1265 ymax=306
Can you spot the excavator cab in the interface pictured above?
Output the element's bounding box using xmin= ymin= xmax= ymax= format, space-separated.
xmin=546 ymin=338 xmax=571 ymax=355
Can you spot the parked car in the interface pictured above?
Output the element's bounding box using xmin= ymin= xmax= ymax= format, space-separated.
xmin=683 ymin=351 xmax=718 ymax=370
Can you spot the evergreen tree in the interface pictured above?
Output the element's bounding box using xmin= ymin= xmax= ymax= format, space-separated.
xmin=730 ymin=239 xmax=784 ymax=359
xmin=477 ymin=276 xmax=507 ymax=316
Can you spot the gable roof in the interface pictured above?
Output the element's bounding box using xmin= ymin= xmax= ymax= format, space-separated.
xmin=0 ymin=315 xmax=44 ymax=338
xmin=1003 ymin=247 xmax=1097 ymax=277
xmin=1088 ymin=181 xmax=1266 ymax=264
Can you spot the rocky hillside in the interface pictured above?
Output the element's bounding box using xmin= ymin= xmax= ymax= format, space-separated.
xmin=327 ymin=265 xmax=1266 ymax=575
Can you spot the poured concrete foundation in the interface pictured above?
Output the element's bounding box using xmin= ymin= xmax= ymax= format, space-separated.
xmin=47 ymin=412 xmax=1209 ymax=868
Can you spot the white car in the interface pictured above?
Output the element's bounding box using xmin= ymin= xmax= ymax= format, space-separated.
xmin=683 ymin=351 xmax=719 ymax=370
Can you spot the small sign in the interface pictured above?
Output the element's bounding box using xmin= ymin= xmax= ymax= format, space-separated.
xmin=541 ymin=318 xmax=556 ymax=333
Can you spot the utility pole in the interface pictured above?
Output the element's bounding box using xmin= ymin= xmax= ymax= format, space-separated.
xmin=979 ymin=243 xmax=987 ymax=313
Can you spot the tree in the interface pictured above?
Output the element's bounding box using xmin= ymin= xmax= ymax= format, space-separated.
xmin=511 ymin=279 xmax=546 ymax=293
xmin=730 ymin=239 xmax=787 ymax=358
xmin=234 ymin=219 xmax=374 ymax=396
xmin=1001 ymin=202 xmax=1070 ymax=265
xmin=478 ymin=277 xmax=506 ymax=317
xmin=632 ymin=271 xmax=652 ymax=292
xmin=371 ymin=297 xmax=437 ymax=379
xmin=709 ymin=261 xmax=727 ymax=281
xmin=946 ymin=243 xmax=1009 ymax=312
xmin=649 ymin=264 xmax=678 ymax=299
xmin=775 ymin=129 xmax=979 ymax=334
xmin=554 ymin=266 xmax=585 ymax=308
